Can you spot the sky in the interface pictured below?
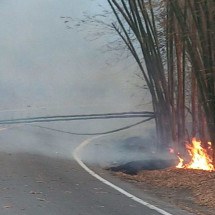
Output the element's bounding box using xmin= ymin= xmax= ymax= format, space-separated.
xmin=0 ymin=0 xmax=149 ymax=119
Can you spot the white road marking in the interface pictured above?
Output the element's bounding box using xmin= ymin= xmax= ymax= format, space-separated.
xmin=73 ymin=136 xmax=174 ymax=215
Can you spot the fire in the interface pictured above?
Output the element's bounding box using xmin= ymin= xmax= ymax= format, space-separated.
xmin=176 ymin=156 xmax=184 ymax=168
xmin=176 ymin=138 xmax=214 ymax=171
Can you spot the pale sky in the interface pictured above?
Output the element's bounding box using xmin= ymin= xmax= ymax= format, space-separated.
xmin=0 ymin=0 xmax=149 ymax=118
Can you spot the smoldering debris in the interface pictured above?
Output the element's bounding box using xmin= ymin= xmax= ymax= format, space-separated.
xmin=107 ymin=136 xmax=178 ymax=175
xmin=107 ymin=159 xmax=178 ymax=175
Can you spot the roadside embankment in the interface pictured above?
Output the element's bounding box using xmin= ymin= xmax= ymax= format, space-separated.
xmin=112 ymin=168 xmax=215 ymax=215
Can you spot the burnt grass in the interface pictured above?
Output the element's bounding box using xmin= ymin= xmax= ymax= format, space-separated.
xmin=107 ymin=158 xmax=178 ymax=175
xmin=107 ymin=136 xmax=178 ymax=175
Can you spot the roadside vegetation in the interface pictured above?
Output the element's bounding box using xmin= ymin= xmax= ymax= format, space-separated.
xmin=106 ymin=0 xmax=215 ymax=164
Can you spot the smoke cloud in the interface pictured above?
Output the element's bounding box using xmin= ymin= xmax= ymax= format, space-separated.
xmin=0 ymin=0 xmax=147 ymax=114
xmin=0 ymin=0 xmax=155 ymax=167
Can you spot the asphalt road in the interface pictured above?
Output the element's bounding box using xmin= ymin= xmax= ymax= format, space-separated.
xmin=0 ymin=125 xmax=193 ymax=215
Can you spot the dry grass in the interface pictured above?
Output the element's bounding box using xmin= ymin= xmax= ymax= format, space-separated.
xmin=115 ymin=168 xmax=215 ymax=214
xmin=130 ymin=168 xmax=215 ymax=207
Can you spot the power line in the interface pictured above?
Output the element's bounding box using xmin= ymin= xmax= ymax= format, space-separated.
xmin=31 ymin=117 xmax=153 ymax=136
xmin=0 ymin=111 xmax=154 ymax=125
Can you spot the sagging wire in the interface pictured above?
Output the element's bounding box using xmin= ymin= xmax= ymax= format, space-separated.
xmin=31 ymin=117 xmax=154 ymax=136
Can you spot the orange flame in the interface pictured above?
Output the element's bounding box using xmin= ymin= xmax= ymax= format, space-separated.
xmin=176 ymin=138 xmax=214 ymax=171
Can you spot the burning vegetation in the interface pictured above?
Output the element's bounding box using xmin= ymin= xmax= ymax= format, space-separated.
xmin=176 ymin=138 xmax=214 ymax=171
xmin=108 ymin=136 xmax=215 ymax=213
xmin=110 ymin=138 xmax=215 ymax=213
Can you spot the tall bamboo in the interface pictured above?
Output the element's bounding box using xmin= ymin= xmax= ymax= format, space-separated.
xmin=108 ymin=0 xmax=173 ymax=150
xmin=170 ymin=0 xmax=215 ymax=163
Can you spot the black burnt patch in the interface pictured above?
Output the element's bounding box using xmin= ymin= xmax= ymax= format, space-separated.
xmin=108 ymin=158 xmax=178 ymax=175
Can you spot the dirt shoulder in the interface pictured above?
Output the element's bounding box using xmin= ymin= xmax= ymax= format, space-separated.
xmin=113 ymin=168 xmax=215 ymax=215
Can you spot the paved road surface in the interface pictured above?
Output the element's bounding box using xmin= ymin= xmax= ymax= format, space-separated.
xmin=0 ymin=125 xmax=193 ymax=215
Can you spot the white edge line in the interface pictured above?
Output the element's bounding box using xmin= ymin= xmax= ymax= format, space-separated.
xmin=73 ymin=136 xmax=173 ymax=215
